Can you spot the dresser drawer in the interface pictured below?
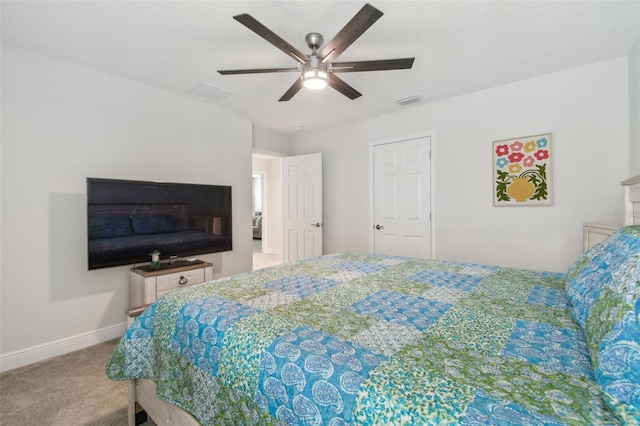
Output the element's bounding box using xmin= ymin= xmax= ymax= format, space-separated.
xmin=156 ymin=268 xmax=205 ymax=296
xmin=130 ymin=261 xmax=213 ymax=311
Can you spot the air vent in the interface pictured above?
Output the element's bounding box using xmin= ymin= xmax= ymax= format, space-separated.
xmin=190 ymin=82 xmax=233 ymax=101
xmin=395 ymin=95 xmax=420 ymax=106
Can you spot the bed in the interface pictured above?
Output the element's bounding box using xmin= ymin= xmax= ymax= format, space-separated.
xmin=107 ymin=177 xmax=640 ymax=425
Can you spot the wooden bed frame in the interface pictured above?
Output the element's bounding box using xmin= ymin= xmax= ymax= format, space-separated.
xmin=126 ymin=175 xmax=640 ymax=426
xmin=128 ymin=379 xmax=199 ymax=425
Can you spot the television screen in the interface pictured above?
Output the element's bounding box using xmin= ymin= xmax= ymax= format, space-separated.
xmin=87 ymin=178 xmax=232 ymax=270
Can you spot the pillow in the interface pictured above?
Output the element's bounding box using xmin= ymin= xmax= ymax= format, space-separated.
xmin=88 ymin=216 xmax=132 ymax=240
xmin=565 ymin=231 xmax=636 ymax=330
xmin=565 ymin=225 xmax=640 ymax=422
xmin=131 ymin=215 xmax=181 ymax=235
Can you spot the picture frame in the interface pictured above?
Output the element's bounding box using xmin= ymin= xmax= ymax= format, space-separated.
xmin=493 ymin=133 xmax=552 ymax=206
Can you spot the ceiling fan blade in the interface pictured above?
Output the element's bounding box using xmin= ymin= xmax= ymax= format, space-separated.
xmin=318 ymin=3 xmax=383 ymax=63
xmin=278 ymin=77 xmax=304 ymax=102
xmin=331 ymin=58 xmax=415 ymax=73
xmin=233 ymin=14 xmax=309 ymax=64
xmin=327 ymin=74 xmax=362 ymax=100
xmin=218 ymin=67 xmax=298 ymax=75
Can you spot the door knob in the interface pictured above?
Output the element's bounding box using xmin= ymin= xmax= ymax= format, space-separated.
xmin=311 ymin=223 xmax=322 ymax=228
xmin=375 ymin=224 xmax=384 ymax=230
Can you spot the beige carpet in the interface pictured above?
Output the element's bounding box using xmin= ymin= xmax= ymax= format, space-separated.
xmin=0 ymin=339 xmax=145 ymax=425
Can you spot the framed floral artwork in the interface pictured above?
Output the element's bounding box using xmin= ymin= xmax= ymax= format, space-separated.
xmin=493 ymin=133 xmax=552 ymax=206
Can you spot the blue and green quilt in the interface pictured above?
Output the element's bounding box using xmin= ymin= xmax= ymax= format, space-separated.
xmin=107 ymin=252 xmax=619 ymax=425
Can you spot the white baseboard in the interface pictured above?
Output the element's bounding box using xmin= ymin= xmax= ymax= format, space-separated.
xmin=264 ymin=248 xmax=282 ymax=256
xmin=0 ymin=322 xmax=127 ymax=373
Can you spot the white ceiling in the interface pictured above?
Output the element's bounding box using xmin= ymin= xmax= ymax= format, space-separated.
xmin=2 ymin=1 xmax=639 ymax=134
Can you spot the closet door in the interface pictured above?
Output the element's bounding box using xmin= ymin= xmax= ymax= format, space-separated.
xmin=372 ymin=136 xmax=432 ymax=259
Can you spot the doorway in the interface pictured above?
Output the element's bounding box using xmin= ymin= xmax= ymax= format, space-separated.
xmin=252 ymin=153 xmax=284 ymax=270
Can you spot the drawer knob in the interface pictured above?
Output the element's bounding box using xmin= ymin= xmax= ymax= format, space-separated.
xmin=178 ymin=276 xmax=188 ymax=286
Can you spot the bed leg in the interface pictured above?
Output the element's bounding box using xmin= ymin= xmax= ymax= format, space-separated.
xmin=128 ymin=380 xmax=136 ymax=426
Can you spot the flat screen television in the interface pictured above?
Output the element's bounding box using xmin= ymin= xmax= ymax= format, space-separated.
xmin=87 ymin=177 xmax=232 ymax=270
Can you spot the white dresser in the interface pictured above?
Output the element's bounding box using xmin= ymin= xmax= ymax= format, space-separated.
xmin=129 ymin=261 xmax=213 ymax=307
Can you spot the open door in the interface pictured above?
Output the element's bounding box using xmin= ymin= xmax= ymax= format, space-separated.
xmin=283 ymin=153 xmax=323 ymax=263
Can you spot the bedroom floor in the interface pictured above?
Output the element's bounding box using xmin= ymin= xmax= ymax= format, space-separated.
xmin=252 ymin=239 xmax=282 ymax=270
xmin=0 ymin=339 xmax=154 ymax=425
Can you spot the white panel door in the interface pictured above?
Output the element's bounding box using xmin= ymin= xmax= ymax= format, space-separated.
xmin=283 ymin=153 xmax=323 ymax=263
xmin=373 ymin=136 xmax=431 ymax=258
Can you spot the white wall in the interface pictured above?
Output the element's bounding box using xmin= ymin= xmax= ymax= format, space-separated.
xmin=0 ymin=45 xmax=254 ymax=367
xmin=630 ymin=35 xmax=640 ymax=175
xmin=253 ymin=127 xmax=294 ymax=156
xmin=292 ymin=58 xmax=629 ymax=273
xmin=252 ymin=175 xmax=262 ymax=212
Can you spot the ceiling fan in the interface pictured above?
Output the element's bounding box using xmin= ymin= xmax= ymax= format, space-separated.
xmin=218 ymin=3 xmax=415 ymax=101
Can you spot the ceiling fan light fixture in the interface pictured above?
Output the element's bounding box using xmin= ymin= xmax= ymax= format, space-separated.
xmin=220 ymin=4 xmax=414 ymax=101
xmin=302 ymin=69 xmax=328 ymax=90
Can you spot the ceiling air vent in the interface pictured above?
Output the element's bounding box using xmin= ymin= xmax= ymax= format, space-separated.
xmin=395 ymin=95 xmax=420 ymax=106
xmin=191 ymin=82 xmax=233 ymax=101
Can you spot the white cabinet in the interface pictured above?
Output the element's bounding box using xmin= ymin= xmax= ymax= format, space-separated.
xmin=583 ymin=223 xmax=620 ymax=252
xmin=130 ymin=261 xmax=213 ymax=307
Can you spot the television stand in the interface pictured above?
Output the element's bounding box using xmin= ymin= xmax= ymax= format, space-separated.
xmin=129 ymin=261 xmax=213 ymax=317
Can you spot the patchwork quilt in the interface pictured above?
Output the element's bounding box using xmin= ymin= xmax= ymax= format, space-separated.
xmin=107 ymin=252 xmax=619 ymax=425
